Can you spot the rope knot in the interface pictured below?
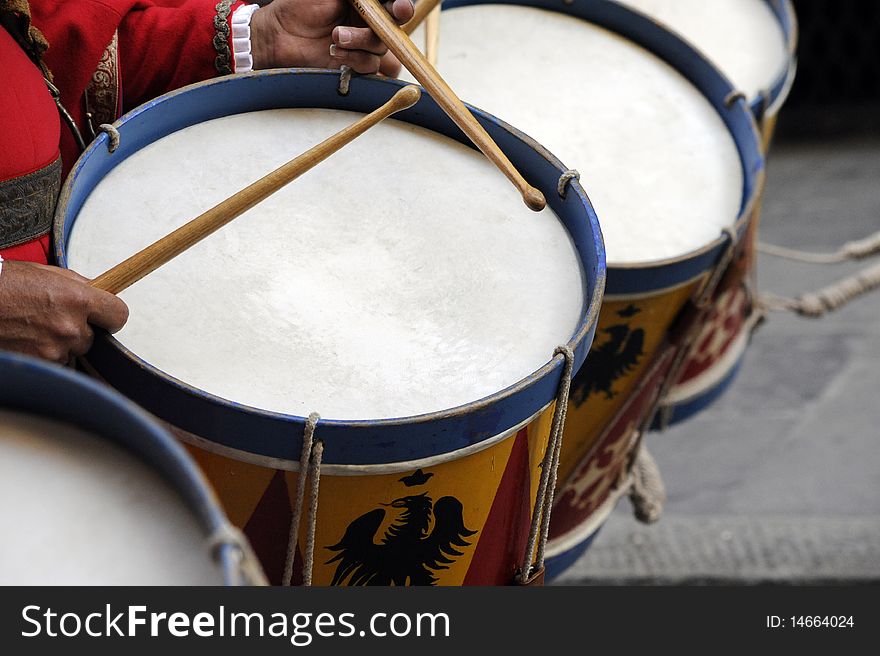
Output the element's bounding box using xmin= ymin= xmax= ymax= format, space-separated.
xmin=557 ymin=169 xmax=580 ymax=199
xmin=795 ymin=294 xmax=827 ymax=318
xmin=628 ymin=445 xmax=666 ymax=524
xmin=762 ymin=261 xmax=880 ymax=319
xmin=724 ymin=91 xmax=747 ymax=107
xmin=98 ymin=124 xmax=120 ymax=153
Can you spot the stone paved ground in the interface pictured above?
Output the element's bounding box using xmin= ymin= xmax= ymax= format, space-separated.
xmin=555 ymin=134 xmax=880 ymax=584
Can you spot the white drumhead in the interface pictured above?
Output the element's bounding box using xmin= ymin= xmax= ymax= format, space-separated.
xmin=406 ymin=5 xmax=744 ymax=264
xmin=0 ymin=410 xmax=222 ymax=585
xmin=614 ymin=0 xmax=790 ymax=100
xmin=67 ymin=109 xmax=585 ymax=420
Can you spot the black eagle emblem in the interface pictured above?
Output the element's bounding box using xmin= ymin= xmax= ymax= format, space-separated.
xmin=571 ymin=323 xmax=645 ymax=404
xmin=325 ymin=493 xmax=477 ymax=586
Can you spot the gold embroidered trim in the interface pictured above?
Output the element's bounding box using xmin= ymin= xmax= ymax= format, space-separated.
xmin=0 ymin=157 xmax=61 ymax=250
xmin=85 ymin=31 xmax=120 ymax=131
xmin=213 ymin=0 xmax=234 ymax=75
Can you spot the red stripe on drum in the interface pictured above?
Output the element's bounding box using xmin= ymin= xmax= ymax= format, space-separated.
xmin=677 ymin=286 xmax=748 ymax=383
xmin=550 ymin=349 xmax=675 ymax=539
xmin=463 ymin=429 xmax=532 ymax=585
xmin=244 ymin=471 xmax=296 ymax=586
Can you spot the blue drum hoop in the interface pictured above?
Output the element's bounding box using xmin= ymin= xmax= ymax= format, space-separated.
xmin=760 ymin=0 xmax=798 ymax=119
xmin=442 ymin=0 xmax=766 ymax=296
xmin=0 ymin=350 xmax=249 ymax=585
xmin=54 ymin=70 xmax=606 ymax=468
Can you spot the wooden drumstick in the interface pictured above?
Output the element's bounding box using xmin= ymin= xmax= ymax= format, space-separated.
xmin=353 ymin=0 xmax=546 ymax=211
xmin=425 ymin=3 xmax=441 ymax=66
xmin=90 ymin=85 xmax=422 ymax=295
xmin=402 ymin=0 xmax=441 ymax=65
xmin=402 ymin=0 xmax=442 ymax=35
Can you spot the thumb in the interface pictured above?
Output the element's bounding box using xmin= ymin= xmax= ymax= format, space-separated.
xmin=86 ymin=287 xmax=130 ymax=334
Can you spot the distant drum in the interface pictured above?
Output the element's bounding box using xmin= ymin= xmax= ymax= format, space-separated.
xmin=605 ymin=0 xmax=798 ymax=424
xmin=407 ymin=0 xmax=764 ymax=577
xmin=613 ymin=0 xmax=798 ymax=148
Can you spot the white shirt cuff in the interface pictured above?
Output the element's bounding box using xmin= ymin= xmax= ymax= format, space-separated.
xmin=232 ymin=3 xmax=260 ymax=74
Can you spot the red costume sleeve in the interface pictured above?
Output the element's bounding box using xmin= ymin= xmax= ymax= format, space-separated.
xmin=118 ymin=0 xmax=246 ymax=112
xmin=28 ymin=0 xmax=245 ymax=169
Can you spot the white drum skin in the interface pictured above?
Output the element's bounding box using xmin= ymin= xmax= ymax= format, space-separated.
xmin=67 ymin=109 xmax=585 ymax=421
xmin=0 ymin=410 xmax=222 ymax=585
xmin=405 ymin=5 xmax=744 ymax=265
xmin=614 ymin=0 xmax=790 ymax=101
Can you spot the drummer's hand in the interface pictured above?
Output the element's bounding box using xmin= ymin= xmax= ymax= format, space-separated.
xmin=250 ymin=0 xmax=413 ymax=76
xmin=0 ymin=261 xmax=129 ymax=364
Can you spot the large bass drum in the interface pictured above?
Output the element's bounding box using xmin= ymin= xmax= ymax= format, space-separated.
xmin=55 ymin=70 xmax=605 ymax=585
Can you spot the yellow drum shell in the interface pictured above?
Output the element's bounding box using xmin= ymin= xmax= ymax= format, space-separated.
xmin=182 ymin=405 xmax=555 ymax=586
